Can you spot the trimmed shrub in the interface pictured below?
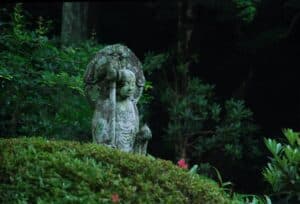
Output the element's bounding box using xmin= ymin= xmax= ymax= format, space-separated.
xmin=0 ymin=137 xmax=231 ymax=203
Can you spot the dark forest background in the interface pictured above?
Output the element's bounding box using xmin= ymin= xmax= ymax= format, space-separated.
xmin=13 ymin=1 xmax=299 ymax=137
xmin=1 ymin=1 xmax=300 ymax=200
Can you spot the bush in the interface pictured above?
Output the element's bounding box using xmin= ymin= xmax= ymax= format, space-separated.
xmin=143 ymin=51 xmax=263 ymax=191
xmin=262 ymin=128 xmax=300 ymax=203
xmin=0 ymin=137 xmax=231 ymax=203
xmin=0 ymin=4 xmax=104 ymax=140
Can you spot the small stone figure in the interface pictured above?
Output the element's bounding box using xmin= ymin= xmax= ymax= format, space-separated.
xmin=84 ymin=44 xmax=151 ymax=155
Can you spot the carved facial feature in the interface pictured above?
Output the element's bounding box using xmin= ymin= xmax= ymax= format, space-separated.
xmin=117 ymin=70 xmax=136 ymax=99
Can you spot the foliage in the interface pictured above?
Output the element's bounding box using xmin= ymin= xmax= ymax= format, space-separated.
xmin=233 ymin=0 xmax=258 ymax=23
xmin=138 ymin=52 xmax=170 ymax=122
xmin=143 ymin=52 xmax=169 ymax=75
xmin=166 ymin=69 xmax=260 ymax=164
xmin=190 ymin=164 xmax=233 ymax=194
xmin=143 ymin=50 xmax=263 ymax=191
xmin=137 ymin=79 xmax=154 ymax=123
xmin=188 ymin=164 xmax=272 ymax=204
xmin=0 ymin=137 xmax=232 ymax=204
xmin=231 ymin=194 xmax=272 ymax=204
xmin=195 ymin=0 xmax=258 ymax=24
xmin=0 ymin=4 xmax=104 ymax=140
xmin=262 ymin=128 xmax=300 ymax=203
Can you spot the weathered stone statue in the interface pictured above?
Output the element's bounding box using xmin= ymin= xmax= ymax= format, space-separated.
xmin=84 ymin=44 xmax=151 ymax=155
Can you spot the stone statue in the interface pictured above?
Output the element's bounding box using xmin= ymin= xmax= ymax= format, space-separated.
xmin=84 ymin=44 xmax=151 ymax=155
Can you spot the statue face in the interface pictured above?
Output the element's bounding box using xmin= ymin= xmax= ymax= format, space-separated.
xmin=118 ymin=70 xmax=136 ymax=99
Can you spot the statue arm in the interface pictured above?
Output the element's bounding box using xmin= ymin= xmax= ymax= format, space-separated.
xmin=134 ymin=124 xmax=152 ymax=155
xmin=92 ymin=100 xmax=113 ymax=145
xmin=92 ymin=118 xmax=109 ymax=144
xmin=84 ymin=61 xmax=118 ymax=107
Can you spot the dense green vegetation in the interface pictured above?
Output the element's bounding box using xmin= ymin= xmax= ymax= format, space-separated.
xmin=0 ymin=4 xmax=103 ymax=140
xmin=1 ymin=2 xmax=300 ymax=203
xmin=0 ymin=137 xmax=230 ymax=204
xmin=143 ymin=51 xmax=264 ymax=190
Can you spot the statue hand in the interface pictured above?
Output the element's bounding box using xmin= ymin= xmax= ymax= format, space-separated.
xmin=106 ymin=65 xmax=117 ymax=81
xmin=137 ymin=124 xmax=152 ymax=141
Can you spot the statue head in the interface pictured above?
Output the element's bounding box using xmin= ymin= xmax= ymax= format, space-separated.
xmin=117 ymin=69 xmax=136 ymax=100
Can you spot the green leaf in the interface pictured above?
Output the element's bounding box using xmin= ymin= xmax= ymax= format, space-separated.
xmin=265 ymin=138 xmax=283 ymax=156
xmin=189 ymin=164 xmax=198 ymax=174
xmin=283 ymin=128 xmax=299 ymax=147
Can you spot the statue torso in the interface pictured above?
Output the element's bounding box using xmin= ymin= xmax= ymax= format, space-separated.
xmin=115 ymin=99 xmax=139 ymax=152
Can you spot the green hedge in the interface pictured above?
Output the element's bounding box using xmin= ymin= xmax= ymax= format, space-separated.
xmin=0 ymin=137 xmax=230 ymax=203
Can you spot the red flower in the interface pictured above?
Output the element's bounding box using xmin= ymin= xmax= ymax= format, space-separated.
xmin=111 ymin=193 xmax=120 ymax=203
xmin=177 ymin=159 xmax=188 ymax=169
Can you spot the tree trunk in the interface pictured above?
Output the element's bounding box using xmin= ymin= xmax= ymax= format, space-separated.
xmin=176 ymin=0 xmax=195 ymax=160
xmin=61 ymin=2 xmax=89 ymax=45
xmin=177 ymin=0 xmax=194 ymax=61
